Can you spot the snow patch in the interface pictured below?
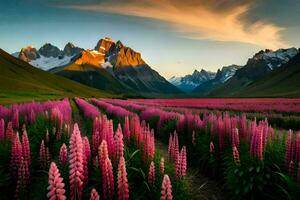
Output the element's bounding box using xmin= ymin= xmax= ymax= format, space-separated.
xmin=29 ymin=55 xmax=72 ymax=70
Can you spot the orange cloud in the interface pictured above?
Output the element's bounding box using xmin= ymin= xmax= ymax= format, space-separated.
xmin=64 ymin=0 xmax=287 ymax=49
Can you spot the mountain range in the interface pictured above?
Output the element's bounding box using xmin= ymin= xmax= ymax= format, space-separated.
xmin=6 ymin=36 xmax=300 ymax=98
xmin=18 ymin=37 xmax=181 ymax=96
xmin=169 ymin=48 xmax=299 ymax=97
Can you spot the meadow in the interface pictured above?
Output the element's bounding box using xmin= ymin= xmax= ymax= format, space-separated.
xmin=0 ymin=98 xmax=299 ymax=200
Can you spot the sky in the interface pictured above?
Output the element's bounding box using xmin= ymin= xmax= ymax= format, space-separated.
xmin=1 ymin=0 xmax=300 ymax=78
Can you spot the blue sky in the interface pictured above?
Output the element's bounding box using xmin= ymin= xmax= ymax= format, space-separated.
xmin=1 ymin=0 xmax=299 ymax=78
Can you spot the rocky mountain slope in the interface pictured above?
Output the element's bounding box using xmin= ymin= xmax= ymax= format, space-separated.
xmin=169 ymin=69 xmax=216 ymax=92
xmin=208 ymin=48 xmax=299 ymax=96
xmin=234 ymin=52 xmax=300 ymax=97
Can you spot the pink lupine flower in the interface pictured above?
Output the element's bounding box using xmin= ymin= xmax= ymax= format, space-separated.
xmin=59 ymin=144 xmax=68 ymax=166
xmin=285 ymin=130 xmax=293 ymax=166
xmin=115 ymin=124 xmax=124 ymax=162
xmin=69 ymin=123 xmax=84 ymax=200
xmin=161 ymin=175 xmax=173 ymax=200
xmin=288 ymin=160 xmax=294 ymax=176
xmin=102 ymin=157 xmax=115 ymax=200
xmin=160 ymin=157 xmax=165 ymax=175
xmin=98 ymin=140 xmax=109 ymax=170
xmin=148 ymin=161 xmax=156 ymax=186
xmin=255 ymin=128 xmax=263 ymax=161
xmin=47 ymin=162 xmax=66 ymax=200
xmin=0 ymin=118 xmax=4 ymax=140
xmin=22 ymin=130 xmax=31 ymax=166
xmin=180 ymin=146 xmax=187 ymax=177
xmin=117 ymin=157 xmax=129 ymax=200
xmin=175 ymin=151 xmax=181 ymax=178
xmin=10 ymin=132 xmax=22 ymax=178
xmin=15 ymin=157 xmax=30 ymax=199
xmin=89 ymin=188 xmax=100 ymax=200
xmin=192 ymin=131 xmax=196 ymax=146
xmin=232 ymin=146 xmax=241 ymax=166
xmin=6 ymin=121 xmax=13 ymax=140
xmin=123 ymin=116 xmax=131 ymax=143
xmin=107 ymin=120 xmax=115 ymax=157
xmin=83 ymin=137 xmax=91 ymax=162
xmin=210 ymin=141 xmax=214 ymax=155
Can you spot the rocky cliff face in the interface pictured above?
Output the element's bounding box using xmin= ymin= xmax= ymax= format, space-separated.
xmin=19 ymin=46 xmax=40 ymax=62
xmin=73 ymin=50 xmax=105 ymax=67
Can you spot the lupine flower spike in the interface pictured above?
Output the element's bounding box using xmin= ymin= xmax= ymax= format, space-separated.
xmin=89 ymin=188 xmax=100 ymax=200
xmin=161 ymin=175 xmax=173 ymax=200
xmin=117 ymin=156 xmax=129 ymax=200
xmin=47 ymin=162 xmax=66 ymax=200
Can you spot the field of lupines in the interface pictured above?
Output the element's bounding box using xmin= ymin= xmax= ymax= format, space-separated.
xmin=0 ymin=98 xmax=300 ymax=200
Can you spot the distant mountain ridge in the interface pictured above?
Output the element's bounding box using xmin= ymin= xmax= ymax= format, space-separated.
xmin=18 ymin=37 xmax=181 ymax=96
xmin=169 ymin=69 xmax=216 ymax=92
xmin=192 ymin=65 xmax=241 ymax=95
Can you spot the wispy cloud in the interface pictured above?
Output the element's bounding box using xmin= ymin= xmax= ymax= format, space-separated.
xmin=64 ymin=0 xmax=287 ymax=49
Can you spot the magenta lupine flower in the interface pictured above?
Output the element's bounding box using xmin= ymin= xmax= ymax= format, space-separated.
xmin=168 ymin=134 xmax=173 ymax=161
xmin=288 ymin=160 xmax=294 ymax=176
xmin=59 ymin=143 xmax=68 ymax=166
xmin=192 ymin=131 xmax=196 ymax=146
xmin=89 ymin=188 xmax=100 ymax=200
xmin=232 ymin=146 xmax=241 ymax=166
xmin=107 ymin=120 xmax=115 ymax=158
xmin=123 ymin=116 xmax=131 ymax=143
xmin=210 ymin=141 xmax=214 ymax=155
xmin=69 ymin=123 xmax=84 ymax=200
xmin=285 ymin=130 xmax=293 ymax=166
xmin=6 ymin=121 xmax=13 ymax=140
xmin=102 ymin=157 xmax=115 ymax=200
xmin=175 ymin=151 xmax=181 ymax=178
xmin=114 ymin=124 xmax=124 ymax=162
xmin=47 ymin=162 xmax=66 ymax=200
xmin=118 ymin=157 xmax=129 ymax=200
xmin=10 ymin=132 xmax=22 ymax=178
xmin=0 ymin=118 xmax=4 ymax=140
xmin=83 ymin=137 xmax=90 ymax=187
xmin=22 ymin=130 xmax=31 ymax=166
xmin=148 ymin=161 xmax=156 ymax=186
xmin=15 ymin=157 xmax=30 ymax=199
xmin=160 ymin=157 xmax=165 ymax=175
xmin=161 ymin=175 xmax=173 ymax=200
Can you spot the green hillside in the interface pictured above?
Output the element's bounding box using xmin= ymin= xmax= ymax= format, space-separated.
xmin=51 ymin=63 xmax=130 ymax=93
xmin=0 ymin=49 xmax=116 ymax=104
xmin=235 ymin=53 xmax=300 ymax=97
